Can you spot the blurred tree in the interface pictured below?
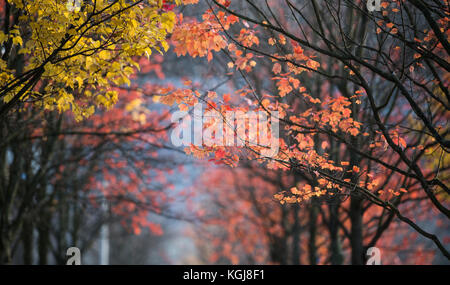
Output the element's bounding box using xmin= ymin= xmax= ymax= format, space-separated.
xmin=0 ymin=52 xmax=188 ymax=265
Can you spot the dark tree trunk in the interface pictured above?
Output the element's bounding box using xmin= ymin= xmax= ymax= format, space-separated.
xmin=350 ymin=195 xmax=364 ymax=265
xmin=308 ymin=205 xmax=318 ymax=265
xmin=291 ymin=204 xmax=301 ymax=265
xmin=329 ymin=203 xmax=343 ymax=265
xmin=269 ymin=236 xmax=288 ymax=265
xmin=22 ymin=218 xmax=33 ymax=264
xmin=38 ymin=210 xmax=50 ymax=265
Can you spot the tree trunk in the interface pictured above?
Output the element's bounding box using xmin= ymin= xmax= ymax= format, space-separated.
xmin=329 ymin=203 xmax=343 ymax=265
xmin=308 ymin=205 xmax=318 ymax=265
xmin=38 ymin=210 xmax=50 ymax=265
xmin=22 ymin=218 xmax=33 ymax=264
xmin=291 ymin=204 xmax=301 ymax=265
xmin=350 ymin=195 xmax=364 ymax=265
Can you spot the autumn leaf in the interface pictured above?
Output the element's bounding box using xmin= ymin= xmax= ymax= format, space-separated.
xmin=272 ymin=62 xmax=282 ymax=74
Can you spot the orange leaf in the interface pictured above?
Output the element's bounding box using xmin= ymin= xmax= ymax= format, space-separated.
xmin=223 ymin=93 xmax=231 ymax=103
xmin=272 ymin=62 xmax=282 ymax=74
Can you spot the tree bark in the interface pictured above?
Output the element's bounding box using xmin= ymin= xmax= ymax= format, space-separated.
xmin=329 ymin=203 xmax=344 ymax=265
xmin=291 ymin=204 xmax=301 ymax=265
xmin=22 ymin=218 xmax=33 ymax=264
xmin=308 ymin=205 xmax=318 ymax=265
xmin=350 ymin=195 xmax=364 ymax=265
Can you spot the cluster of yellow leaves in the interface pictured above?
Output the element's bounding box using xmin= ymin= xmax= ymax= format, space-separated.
xmin=1 ymin=0 xmax=177 ymax=120
xmin=125 ymin=97 xmax=153 ymax=124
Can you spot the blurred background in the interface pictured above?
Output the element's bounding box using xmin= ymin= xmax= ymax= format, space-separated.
xmin=1 ymin=0 xmax=449 ymax=265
